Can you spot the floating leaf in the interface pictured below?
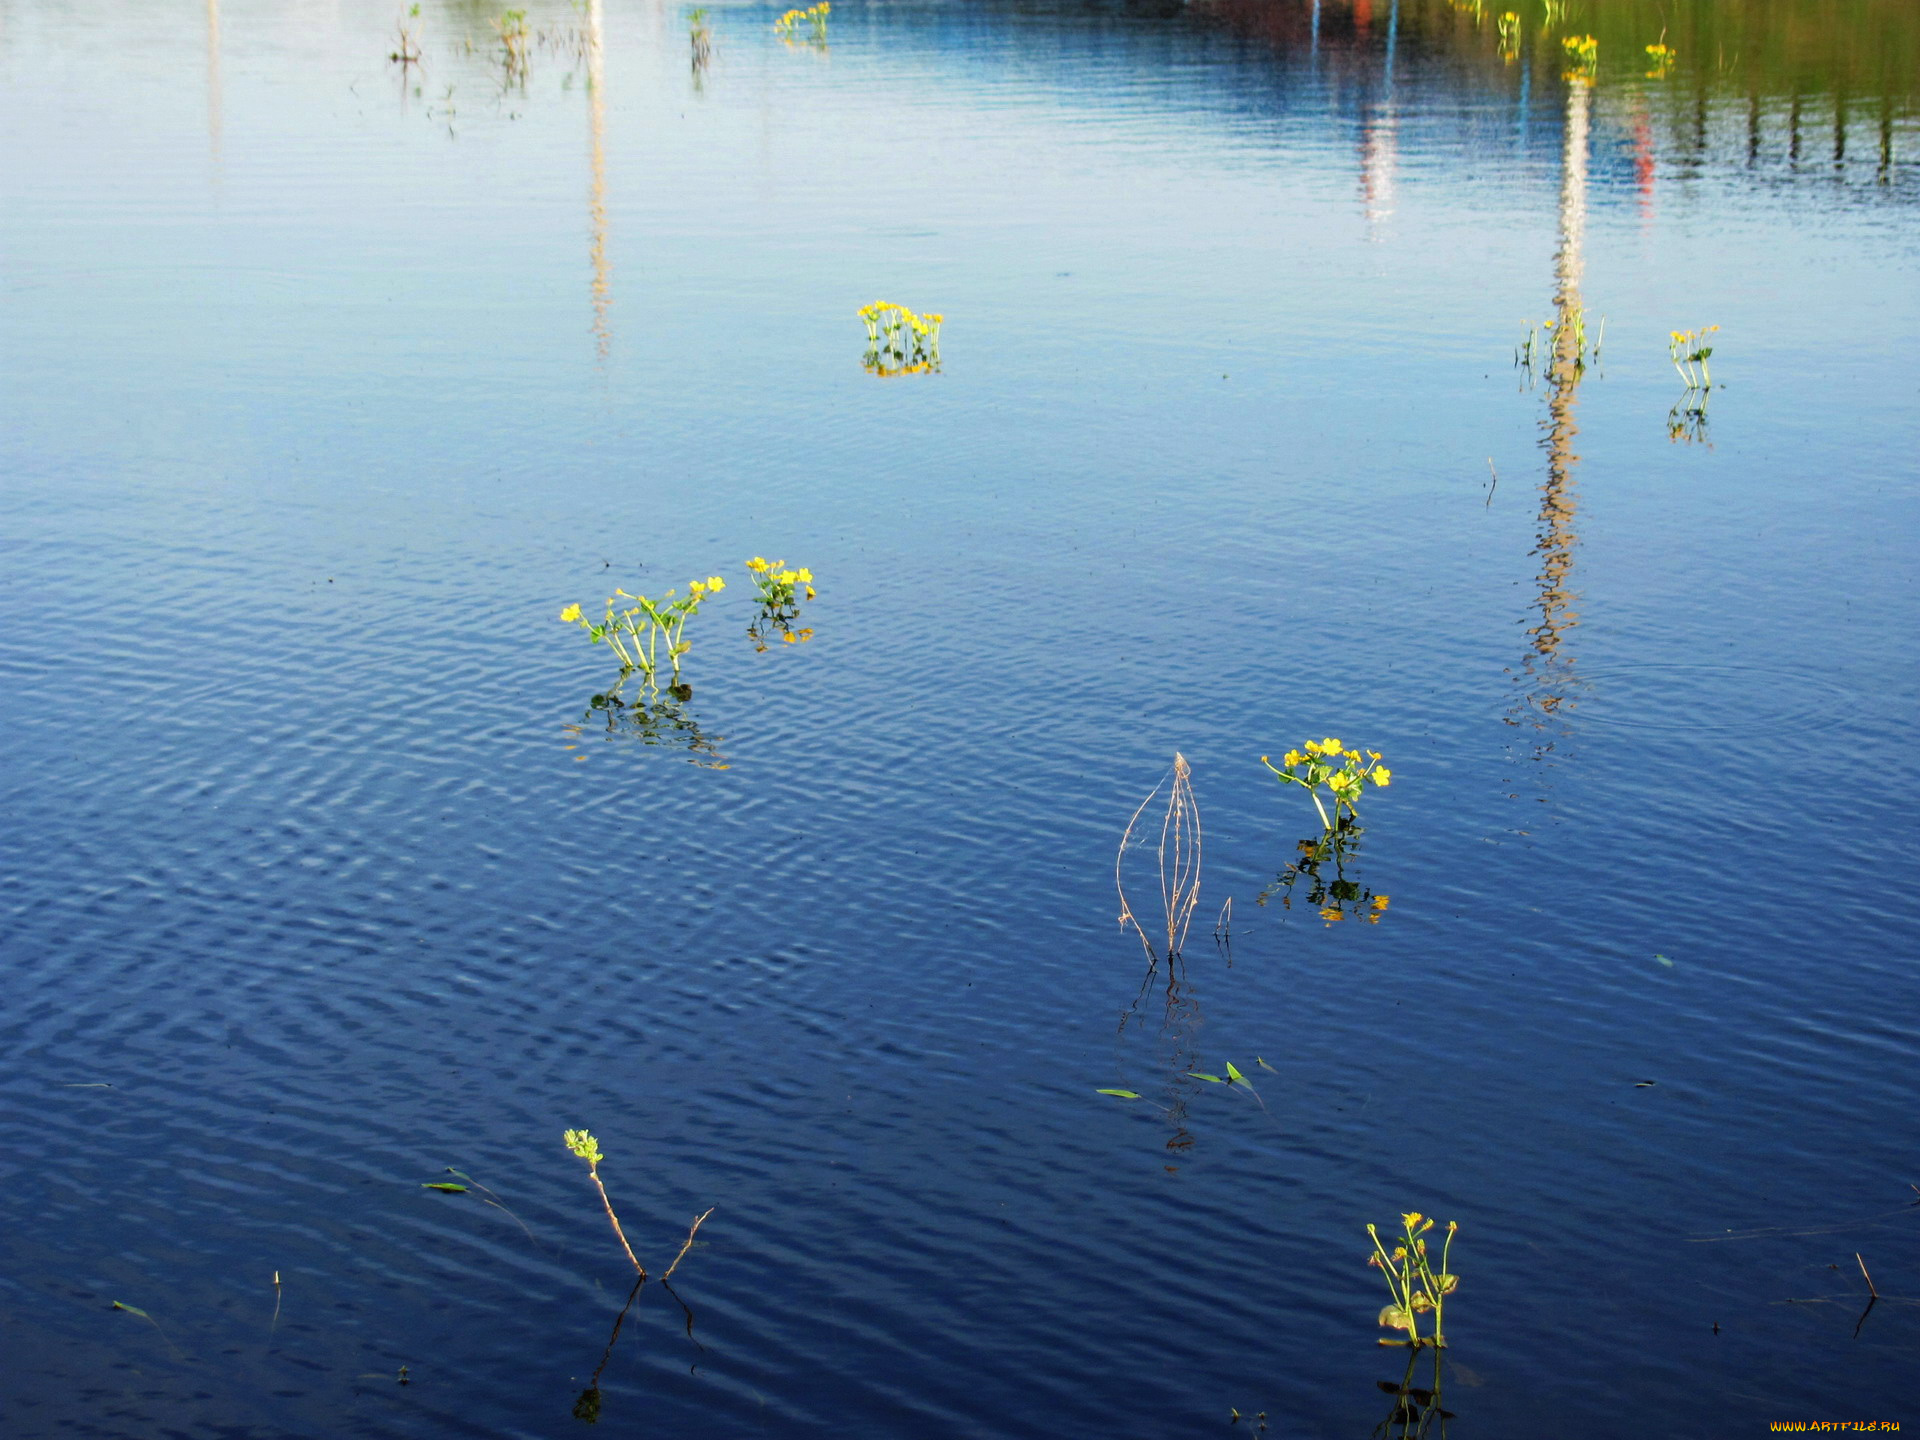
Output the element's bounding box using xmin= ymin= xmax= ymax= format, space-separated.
xmin=1256 ymin=1057 xmax=1277 ymax=1072
xmin=1095 ymin=1089 xmax=1143 ymax=1099
xmin=422 ymin=1182 xmax=469 ymax=1193
xmin=1654 ymin=954 xmax=1674 ymax=967
xmin=1225 ymin=1061 xmax=1247 ymax=1084
xmin=111 ymin=1301 xmax=151 ymax=1318
xmin=1187 ymin=1072 xmax=1224 ymax=1084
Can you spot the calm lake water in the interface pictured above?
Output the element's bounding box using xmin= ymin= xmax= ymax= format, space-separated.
xmin=2 ymin=0 xmax=1917 ymax=1435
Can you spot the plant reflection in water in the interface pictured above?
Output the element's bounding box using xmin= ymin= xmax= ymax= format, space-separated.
xmin=566 ymin=679 xmax=728 ymax=769
xmin=1373 ymin=1348 xmax=1455 ymax=1439
xmin=1256 ymin=818 xmax=1389 ymax=924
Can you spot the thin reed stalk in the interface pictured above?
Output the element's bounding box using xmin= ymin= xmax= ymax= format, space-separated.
xmin=1116 ymin=753 xmax=1202 ymax=963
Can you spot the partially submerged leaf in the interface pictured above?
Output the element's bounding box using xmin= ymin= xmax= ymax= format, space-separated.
xmin=112 ymin=1302 xmax=151 ymax=1318
xmin=1187 ymin=1072 xmax=1224 ymax=1083
xmin=1255 ymin=1057 xmax=1277 ymax=1072
xmin=422 ymin=1182 xmax=469 ymax=1193
xmin=1095 ymin=1089 xmax=1143 ymax=1099
xmin=1225 ymin=1061 xmax=1247 ymax=1084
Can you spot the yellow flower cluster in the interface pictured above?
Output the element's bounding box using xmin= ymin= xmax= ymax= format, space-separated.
xmin=1561 ymin=33 xmax=1598 ymax=77
xmin=1644 ymin=41 xmax=1677 ymax=77
xmin=1261 ymin=737 xmax=1392 ymax=829
xmin=746 ymin=557 xmax=816 ymax=604
xmin=774 ymin=2 xmax=828 ymax=34
xmin=858 ymin=303 xmax=943 ymax=377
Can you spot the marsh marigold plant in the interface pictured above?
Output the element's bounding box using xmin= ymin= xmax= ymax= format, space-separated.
xmin=1260 ymin=738 xmax=1391 ymax=829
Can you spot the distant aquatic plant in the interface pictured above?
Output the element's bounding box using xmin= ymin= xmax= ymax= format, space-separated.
xmin=745 ymin=556 xmax=815 ymax=609
xmin=1116 ymin=753 xmax=1202 ymax=965
xmin=743 ymin=556 xmax=816 ymax=650
xmin=1516 ymin=309 xmax=1602 ymax=382
xmin=1260 ymin=739 xmax=1391 ymax=831
xmin=774 ymin=2 xmax=828 ymax=39
xmin=1495 ymin=11 xmax=1520 ymax=60
xmin=1539 ymin=0 xmax=1564 ymax=25
xmin=1367 ymin=1213 xmax=1459 ymax=1349
xmin=1669 ymin=325 xmax=1717 ymax=390
xmin=1644 ymin=41 xmax=1677 ymax=78
xmin=390 ymin=4 xmax=423 ymax=63
xmin=559 ymin=576 xmax=726 ymax=690
xmin=689 ymin=7 xmax=712 ymax=68
xmin=858 ymin=302 xmax=943 ymax=377
xmin=1561 ymin=33 xmax=1598 ymax=80
xmin=494 ymin=8 xmax=530 ymax=69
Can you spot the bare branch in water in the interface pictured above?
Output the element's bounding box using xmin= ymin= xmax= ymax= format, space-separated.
xmin=1117 ymin=754 xmax=1202 ymax=963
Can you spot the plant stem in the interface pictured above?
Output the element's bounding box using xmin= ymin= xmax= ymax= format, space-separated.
xmin=662 ymin=1208 xmax=714 ymax=1282
xmin=588 ymin=1162 xmax=647 ymax=1279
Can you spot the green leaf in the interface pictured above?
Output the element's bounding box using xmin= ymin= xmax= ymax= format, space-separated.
xmin=112 ymin=1302 xmax=151 ymax=1318
xmin=1225 ymin=1061 xmax=1247 ymax=1084
xmin=1095 ymin=1089 xmax=1142 ymax=1099
xmin=1378 ymin=1304 xmax=1412 ymax=1332
xmin=422 ymin=1182 xmax=469 ymax=1193
xmin=1187 ymin=1072 xmax=1224 ymax=1083
xmin=1256 ymin=1057 xmax=1278 ymax=1072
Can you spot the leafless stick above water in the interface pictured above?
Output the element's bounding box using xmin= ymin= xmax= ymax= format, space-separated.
xmin=1116 ymin=753 xmax=1202 ymax=964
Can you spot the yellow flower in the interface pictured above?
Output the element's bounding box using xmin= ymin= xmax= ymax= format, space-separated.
xmin=747 ymin=557 xmax=768 ymax=572
xmin=782 ymin=631 xmax=798 ymax=643
xmin=559 ymin=603 xmax=582 ymax=623
xmin=1303 ymin=740 xmax=1322 ymax=755
xmin=804 ymin=586 xmax=816 ymax=600
xmin=1372 ymin=767 xmax=1392 ymax=786
xmin=1283 ymin=750 xmax=1304 ymax=767
xmin=707 ymin=576 xmax=726 ymax=590
xmin=1321 ymin=737 xmax=1342 ymax=753
xmin=796 ymin=567 xmax=813 ymax=583
xmin=1372 ymin=895 xmax=1391 ymax=910
xmin=1319 ymin=906 xmax=1345 ymax=923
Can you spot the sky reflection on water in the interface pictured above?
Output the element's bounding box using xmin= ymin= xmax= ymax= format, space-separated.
xmin=0 ymin=1 xmax=1917 ymax=1436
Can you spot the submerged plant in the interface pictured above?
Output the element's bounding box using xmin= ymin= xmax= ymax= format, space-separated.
xmin=1116 ymin=753 xmax=1202 ymax=965
xmin=1367 ymin=1213 xmax=1459 ymax=1349
xmin=1561 ymin=33 xmax=1598 ymax=79
xmin=559 ymin=576 xmax=726 ymax=690
xmin=1260 ymin=739 xmax=1391 ymax=830
xmin=858 ymin=302 xmax=943 ymax=377
xmin=1669 ymin=325 xmax=1718 ymax=390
